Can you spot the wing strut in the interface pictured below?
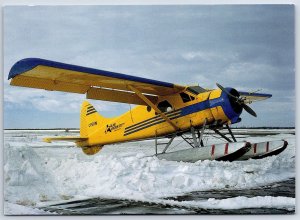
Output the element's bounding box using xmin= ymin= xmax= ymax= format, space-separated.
xmin=128 ymin=85 xmax=180 ymax=131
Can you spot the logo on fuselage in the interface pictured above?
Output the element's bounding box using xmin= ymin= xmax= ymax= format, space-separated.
xmin=105 ymin=122 xmax=125 ymax=134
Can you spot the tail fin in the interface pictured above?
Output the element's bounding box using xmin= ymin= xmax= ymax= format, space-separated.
xmin=80 ymin=101 xmax=109 ymax=137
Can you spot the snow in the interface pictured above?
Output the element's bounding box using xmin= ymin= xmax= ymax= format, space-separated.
xmin=4 ymin=202 xmax=55 ymax=215
xmin=3 ymin=130 xmax=295 ymax=215
xmin=157 ymin=196 xmax=295 ymax=210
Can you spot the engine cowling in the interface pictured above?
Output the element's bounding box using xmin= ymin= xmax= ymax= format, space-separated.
xmin=209 ymin=88 xmax=242 ymax=124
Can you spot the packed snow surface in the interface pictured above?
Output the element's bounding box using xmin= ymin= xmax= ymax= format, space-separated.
xmin=4 ymin=202 xmax=54 ymax=215
xmin=3 ymin=130 xmax=295 ymax=214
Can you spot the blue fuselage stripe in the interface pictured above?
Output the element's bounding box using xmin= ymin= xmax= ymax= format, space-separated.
xmin=180 ymin=100 xmax=211 ymax=116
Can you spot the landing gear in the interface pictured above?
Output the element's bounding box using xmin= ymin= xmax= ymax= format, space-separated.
xmin=155 ymin=122 xmax=238 ymax=156
xmin=155 ymin=132 xmax=177 ymax=155
xmin=155 ymin=120 xmax=210 ymax=154
xmin=154 ymin=124 xmax=288 ymax=162
xmin=181 ymin=119 xmax=208 ymax=148
xmin=212 ymin=124 xmax=237 ymax=143
xmin=226 ymin=124 xmax=237 ymax=142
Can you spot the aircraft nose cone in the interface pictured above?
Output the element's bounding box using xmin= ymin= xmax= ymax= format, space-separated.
xmin=209 ymin=88 xmax=242 ymax=124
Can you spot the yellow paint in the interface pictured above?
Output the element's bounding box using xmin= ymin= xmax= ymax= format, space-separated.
xmin=87 ymin=87 xmax=158 ymax=105
xmin=128 ymin=85 xmax=179 ymax=131
xmin=210 ymin=106 xmax=229 ymax=123
xmin=8 ymin=58 xmax=274 ymax=157
xmin=209 ymin=89 xmax=222 ymax=99
xmin=10 ymin=63 xmax=235 ymax=156
xmin=42 ymin=87 xmax=233 ymax=155
xmin=11 ymin=65 xmax=185 ymax=96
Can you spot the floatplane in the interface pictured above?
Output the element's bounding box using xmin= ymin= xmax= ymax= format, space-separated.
xmin=8 ymin=58 xmax=288 ymax=162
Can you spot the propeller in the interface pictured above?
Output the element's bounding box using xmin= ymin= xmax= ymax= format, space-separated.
xmin=216 ymin=83 xmax=257 ymax=117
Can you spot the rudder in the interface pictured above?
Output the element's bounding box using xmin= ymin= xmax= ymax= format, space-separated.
xmin=80 ymin=101 xmax=109 ymax=137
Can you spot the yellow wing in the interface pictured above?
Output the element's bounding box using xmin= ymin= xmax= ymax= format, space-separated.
xmin=8 ymin=58 xmax=185 ymax=105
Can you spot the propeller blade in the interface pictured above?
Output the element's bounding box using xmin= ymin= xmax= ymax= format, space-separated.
xmin=241 ymin=103 xmax=257 ymax=117
xmin=216 ymin=83 xmax=239 ymax=101
xmin=216 ymin=83 xmax=257 ymax=117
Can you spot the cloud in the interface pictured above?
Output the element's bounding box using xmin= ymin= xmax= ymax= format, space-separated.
xmin=3 ymin=5 xmax=295 ymax=127
xmin=4 ymin=87 xmax=122 ymax=114
xmin=220 ymin=62 xmax=294 ymax=92
xmin=181 ymin=51 xmax=238 ymax=62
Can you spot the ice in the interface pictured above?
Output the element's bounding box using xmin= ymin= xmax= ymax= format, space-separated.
xmin=3 ymin=130 xmax=295 ymax=214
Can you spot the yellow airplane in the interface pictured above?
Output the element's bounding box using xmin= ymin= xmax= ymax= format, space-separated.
xmin=8 ymin=58 xmax=287 ymax=161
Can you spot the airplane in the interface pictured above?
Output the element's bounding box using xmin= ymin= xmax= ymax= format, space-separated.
xmin=8 ymin=58 xmax=288 ymax=162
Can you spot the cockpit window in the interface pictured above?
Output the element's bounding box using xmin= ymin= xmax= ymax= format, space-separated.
xmin=180 ymin=92 xmax=192 ymax=103
xmin=180 ymin=92 xmax=196 ymax=103
xmin=187 ymin=86 xmax=206 ymax=95
xmin=157 ymin=100 xmax=173 ymax=112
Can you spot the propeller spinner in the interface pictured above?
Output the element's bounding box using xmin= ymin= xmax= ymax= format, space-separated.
xmin=216 ymin=83 xmax=257 ymax=117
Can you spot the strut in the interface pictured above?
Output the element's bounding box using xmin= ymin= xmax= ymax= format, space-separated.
xmin=155 ymin=132 xmax=177 ymax=155
xmin=212 ymin=128 xmax=233 ymax=143
xmin=226 ymin=124 xmax=237 ymax=142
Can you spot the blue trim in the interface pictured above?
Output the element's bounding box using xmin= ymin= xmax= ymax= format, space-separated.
xmin=178 ymin=89 xmax=242 ymax=123
xmin=8 ymin=58 xmax=175 ymax=88
xmin=239 ymin=91 xmax=272 ymax=98
xmin=181 ymin=100 xmax=210 ymax=116
xmin=123 ymin=91 xmax=246 ymax=136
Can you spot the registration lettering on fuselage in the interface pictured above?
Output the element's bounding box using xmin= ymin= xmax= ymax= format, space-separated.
xmin=88 ymin=121 xmax=97 ymax=127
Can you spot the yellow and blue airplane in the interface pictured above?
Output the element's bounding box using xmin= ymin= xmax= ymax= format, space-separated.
xmin=8 ymin=58 xmax=287 ymax=161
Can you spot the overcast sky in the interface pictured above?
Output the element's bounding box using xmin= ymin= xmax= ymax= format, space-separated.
xmin=4 ymin=5 xmax=295 ymax=128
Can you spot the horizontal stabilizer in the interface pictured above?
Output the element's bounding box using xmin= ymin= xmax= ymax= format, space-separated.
xmin=43 ymin=136 xmax=88 ymax=143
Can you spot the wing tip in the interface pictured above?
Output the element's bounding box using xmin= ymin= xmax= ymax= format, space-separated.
xmin=8 ymin=58 xmax=44 ymax=80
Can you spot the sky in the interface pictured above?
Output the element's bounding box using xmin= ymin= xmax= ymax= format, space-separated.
xmin=3 ymin=5 xmax=295 ymax=128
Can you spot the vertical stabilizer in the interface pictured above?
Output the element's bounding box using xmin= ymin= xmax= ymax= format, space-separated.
xmin=80 ymin=101 xmax=109 ymax=137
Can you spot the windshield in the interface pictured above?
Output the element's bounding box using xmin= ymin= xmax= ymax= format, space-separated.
xmin=187 ymin=86 xmax=207 ymax=95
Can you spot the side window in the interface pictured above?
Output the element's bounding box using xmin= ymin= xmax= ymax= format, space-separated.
xmin=180 ymin=92 xmax=191 ymax=103
xmin=157 ymin=100 xmax=173 ymax=112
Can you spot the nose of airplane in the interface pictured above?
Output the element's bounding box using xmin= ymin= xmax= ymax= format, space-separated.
xmin=209 ymin=87 xmax=242 ymax=124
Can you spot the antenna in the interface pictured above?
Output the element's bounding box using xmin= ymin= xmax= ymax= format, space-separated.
xmin=129 ymin=104 xmax=134 ymax=123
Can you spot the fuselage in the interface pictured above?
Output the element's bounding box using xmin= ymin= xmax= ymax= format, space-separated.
xmin=84 ymin=87 xmax=243 ymax=147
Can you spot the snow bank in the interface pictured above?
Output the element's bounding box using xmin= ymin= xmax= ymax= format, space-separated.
xmin=42 ymin=149 xmax=295 ymax=201
xmin=3 ymin=131 xmax=295 ymax=214
xmin=4 ymin=143 xmax=61 ymax=205
xmin=158 ymin=196 xmax=295 ymax=210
